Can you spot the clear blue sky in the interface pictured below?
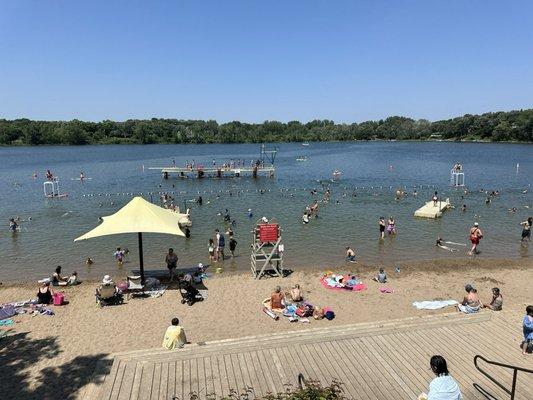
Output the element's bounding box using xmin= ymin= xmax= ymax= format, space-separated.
xmin=1 ymin=1 xmax=532 ymax=123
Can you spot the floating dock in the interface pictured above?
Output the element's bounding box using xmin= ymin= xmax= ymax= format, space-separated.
xmin=149 ymin=166 xmax=275 ymax=179
xmin=414 ymin=198 xmax=451 ymax=218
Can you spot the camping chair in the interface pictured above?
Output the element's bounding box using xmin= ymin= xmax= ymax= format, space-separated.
xmin=95 ymin=284 xmax=123 ymax=307
xmin=126 ymin=275 xmax=146 ymax=299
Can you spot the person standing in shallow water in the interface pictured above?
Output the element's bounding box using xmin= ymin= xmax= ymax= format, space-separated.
xmin=378 ymin=217 xmax=386 ymax=239
xmin=468 ymin=222 xmax=483 ymax=255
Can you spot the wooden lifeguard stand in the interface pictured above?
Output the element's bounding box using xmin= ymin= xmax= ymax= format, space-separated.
xmin=251 ymin=218 xmax=284 ymax=279
xmin=450 ymin=166 xmax=465 ymax=187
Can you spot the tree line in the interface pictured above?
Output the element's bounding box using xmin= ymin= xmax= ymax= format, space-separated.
xmin=0 ymin=109 xmax=531 ymax=145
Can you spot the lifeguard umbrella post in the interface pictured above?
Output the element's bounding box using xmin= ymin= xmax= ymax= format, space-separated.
xmin=74 ymin=196 xmax=186 ymax=283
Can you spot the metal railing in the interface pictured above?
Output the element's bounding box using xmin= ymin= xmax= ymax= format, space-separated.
xmin=473 ymin=355 xmax=533 ymax=400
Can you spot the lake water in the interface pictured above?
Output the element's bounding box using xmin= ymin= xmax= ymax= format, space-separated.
xmin=0 ymin=142 xmax=531 ymax=282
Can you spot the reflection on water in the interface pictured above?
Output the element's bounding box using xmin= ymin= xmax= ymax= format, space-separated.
xmin=0 ymin=141 xmax=531 ymax=281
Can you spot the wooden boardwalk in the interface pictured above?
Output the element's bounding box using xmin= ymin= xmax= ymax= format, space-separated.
xmin=82 ymin=310 xmax=533 ymax=400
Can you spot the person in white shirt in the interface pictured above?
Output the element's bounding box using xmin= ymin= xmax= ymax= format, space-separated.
xmin=418 ymin=355 xmax=462 ymax=400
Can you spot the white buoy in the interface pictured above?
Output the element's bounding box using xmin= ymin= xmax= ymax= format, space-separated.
xmin=516 ymin=163 xmax=519 ymax=172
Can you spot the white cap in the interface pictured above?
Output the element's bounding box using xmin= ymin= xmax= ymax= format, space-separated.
xmin=261 ymin=216 xmax=268 ymax=223
xmin=102 ymin=275 xmax=112 ymax=284
xmin=474 ymin=222 xmax=479 ymax=226
xmin=198 ymin=263 xmax=204 ymax=269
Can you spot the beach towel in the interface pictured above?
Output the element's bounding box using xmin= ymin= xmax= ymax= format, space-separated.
xmin=412 ymin=300 xmax=458 ymax=310
xmin=0 ymin=319 xmax=14 ymax=326
xmin=379 ymin=287 xmax=394 ymax=293
xmin=0 ymin=305 xmax=16 ymax=320
xmin=320 ymin=276 xmax=366 ymax=291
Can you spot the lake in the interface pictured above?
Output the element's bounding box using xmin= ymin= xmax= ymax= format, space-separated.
xmin=0 ymin=141 xmax=531 ymax=282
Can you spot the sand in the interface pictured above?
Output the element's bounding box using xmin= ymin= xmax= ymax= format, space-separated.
xmin=1 ymin=258 xmax=532 ymax=400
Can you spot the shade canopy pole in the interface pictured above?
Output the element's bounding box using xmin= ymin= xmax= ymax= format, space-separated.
xmin=138 ymin=232 xmax=145 ymax=284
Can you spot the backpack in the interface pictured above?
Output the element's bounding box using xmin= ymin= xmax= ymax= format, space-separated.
xmin=218 ymin=234 xmax=225 ymax=247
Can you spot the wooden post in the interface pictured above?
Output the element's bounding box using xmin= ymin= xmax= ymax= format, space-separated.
xmin=138 ymin=232 xmax=145 ymax=284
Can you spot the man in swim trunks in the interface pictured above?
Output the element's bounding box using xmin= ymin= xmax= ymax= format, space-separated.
xmin=520 ymin=217 xmax=532 ymax=243
xmin=345 ymin=246 xmax=356 ymax=263
xmin=165 ymin=248 xmax=178 ymax=281
xmin=468 ymin=222 xmax=483 ymax=255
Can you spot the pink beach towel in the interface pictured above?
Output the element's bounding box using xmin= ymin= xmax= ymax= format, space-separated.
xmin=379 ymin=287 xmax=394 ymax=293
xmin=320 ymin=276 xmax=367 ymax=292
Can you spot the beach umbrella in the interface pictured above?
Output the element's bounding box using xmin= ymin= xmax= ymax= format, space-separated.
xmin=74 ymin=196 xmax=186 ymax=283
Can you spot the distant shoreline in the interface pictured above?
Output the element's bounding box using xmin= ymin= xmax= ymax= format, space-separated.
xmin=1 ymin=138 xmax=532 ymax=148
xmin=1 ymin=109 xmax=531 ymax=145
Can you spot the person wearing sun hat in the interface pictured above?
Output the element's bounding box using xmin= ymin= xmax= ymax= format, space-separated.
xmin=468 ymin=222 xmax=483 ymax=255
xmin=102 ymin=274 xmax=114 ymax=285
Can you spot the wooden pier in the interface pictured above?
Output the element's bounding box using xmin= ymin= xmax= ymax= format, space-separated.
xmin=414 ymin=198 xmax=451 ymax=218
xmin=148 ymin=166 xmax=275 ymax=179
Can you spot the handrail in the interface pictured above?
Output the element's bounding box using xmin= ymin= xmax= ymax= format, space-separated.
xmin=473 ymin=355 xmax=533 ymax=400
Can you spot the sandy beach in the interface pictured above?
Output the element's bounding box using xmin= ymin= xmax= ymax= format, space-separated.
xmin=0 ymin=258 xmax=532 ymax=399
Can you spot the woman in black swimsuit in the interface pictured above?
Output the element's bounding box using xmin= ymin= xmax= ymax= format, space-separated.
xmin=37 ymin=282 xmax=53 ymax=304
xmin=378 ymin=217 xmax=386 ymax=239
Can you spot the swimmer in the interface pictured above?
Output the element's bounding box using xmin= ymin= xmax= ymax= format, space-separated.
xmin=508 ymin=207 xmax=517 ymax=213
xmin=32 ymin=172 xmax=38 ymax=179
xmin=86 ymin=257 xmax=94 ymax=265
xmin=520 ymin=217 xmax=532 ymax=243
xmin=80 ymin=171 xmax=85 ymax=181
xmin=247 ymin=209 xmax=253 ymax=219
xmin=435 ymin=237 xmax=458 ymax=252
xmin=461 ymin=204 xmax=467 ymax=212
xmin=302 ymin=213 xmax=309 ymax=224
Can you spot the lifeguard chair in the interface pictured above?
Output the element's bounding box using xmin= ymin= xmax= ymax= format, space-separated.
xmin=450 ymin=165 xmax=465 ymax=187
xmin=251 ymin=218 xmax=284 ymax=279
xmin=43 ymin=179 xmax=68 ymax=198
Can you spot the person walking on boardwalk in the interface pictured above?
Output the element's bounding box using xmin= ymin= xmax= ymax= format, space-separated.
xmin=468 ymin=222 xmax=483 ymax=255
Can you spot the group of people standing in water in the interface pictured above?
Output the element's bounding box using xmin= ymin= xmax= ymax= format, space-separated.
xmin=378 ymin=216 xmax=396 ymax=239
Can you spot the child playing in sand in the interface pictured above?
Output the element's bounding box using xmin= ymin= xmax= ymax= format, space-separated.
xmin=373 ymin=268 xmax=387 ymax=283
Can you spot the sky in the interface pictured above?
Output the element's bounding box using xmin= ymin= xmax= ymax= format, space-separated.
xmin=1 ymin=1 xmax=532 ymax=123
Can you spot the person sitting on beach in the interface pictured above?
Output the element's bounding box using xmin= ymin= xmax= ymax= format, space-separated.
xmin=51 ymin=266 xmax=68 ymax=286
xmin=162 ymin=317 xmax=188 ymax=350
xmin=37 ymin=281 xmax=54 ymax=304
xmin=345 ymin=246 xmax=356 ymax=263
xmin=344 ymin=275 xmax=360 ymax=288
xmin=457 ymin=284 xmax=482 ymax=314
xmin=270 ymin=286 xmax=285 ymax=310
xmin=418 ymin=355 xmax=462 ymax=400
xmin=290 ymin=284 xmax=303 ymax=302
xmin=67 ymin=271 xmax=79 ymax=286
xmin=522 ymin=305 xmax=533 ymax=355
xmin=373 ymin=268 xmax=387 ymax=283
xmin=483 ymin=287 xmax=503 ymax=311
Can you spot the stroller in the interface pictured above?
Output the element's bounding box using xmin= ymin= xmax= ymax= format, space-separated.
xmin=179 ymin=279 xmax=203 ymax=306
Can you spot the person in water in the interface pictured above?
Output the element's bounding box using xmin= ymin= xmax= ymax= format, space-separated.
xmin=468 ymin=222 xmax=483 ymax=255
xmin=9 ymin=218 xmax=18 ymax=232
xmin=387 ymin=216 xmax=396 ymax=235
xmin=345 ymin=246 xmax=356 ymax=263
xmin=520 ymin=217 xmax=532 ymax=243
xmin=378 ymin=217 xmax=386 ymax=239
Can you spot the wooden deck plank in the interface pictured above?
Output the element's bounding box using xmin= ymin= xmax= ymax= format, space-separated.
xmin=256 ymin=348 xmax=280 ymax=393
xmin=196 ymin=357 xmax=206 ymax=399
xmin=129 ymin=363 xmax=143 ymax=400
xmin=137 ymin=363 xmax=154 ymax=400
xmin=150 ymin=362 xmax=162 ymax=400
xmin=189 ymin=357 xmax=200 ymax=398
xmin=248 ymin=350 xmax=268 ymax=397
xmin=321 ymin=339 xmax=373 ymax=399
xmin=158 ymin=362 xmax=169 ymax=400
xmin=109 ymin=361 xmax=126 ymax=400
xmin=208 ymin=355 xmax=223 ymax=399
xmin=166 ymin=362 xmax=176 ymax=400
xmin=344 ymin=337 xmax=396 ymax=399
xmin=116 ymin=362 xmax=137 ymax=400
xmin=175 ymin=359 xmax=184 ymax=400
